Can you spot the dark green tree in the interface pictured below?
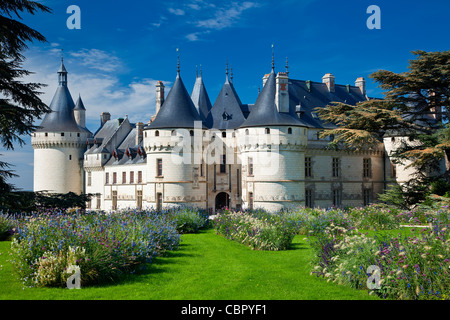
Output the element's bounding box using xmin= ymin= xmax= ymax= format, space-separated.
xmin=0 ymin=0 xmax=51 ymax=192
xmin=316 ymin=50 xmax=450 ymax=207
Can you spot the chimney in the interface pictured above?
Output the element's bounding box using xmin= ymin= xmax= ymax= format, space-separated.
xmin=262 ymin=73 xmax=271 ymax=87
xmin=155 ymin=81 xmax=165 ymax=115
xmin=322 ymin=73 xmax=335 ymax=93
xmin=276 ymin=72 xmax=289 ymax=113
xmin=100 ymin=112 xmax=111 ymax=127
xmin=136 ymin=122 xmax=144 ymax=145
xmin=355 ymin=77 xmax=366 ymax=96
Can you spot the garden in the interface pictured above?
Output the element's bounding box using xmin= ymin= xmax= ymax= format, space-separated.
xmin=0 ymin=203 xmax=449 ymax=300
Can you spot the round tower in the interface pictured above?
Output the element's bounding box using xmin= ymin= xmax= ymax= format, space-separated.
xmin=32 ymin=58 xmax=92 ymax=194
xmin=236 ymin=69 xmax=309 ymax=212
xmin=143 ymin=61 xmax=207 ymax=210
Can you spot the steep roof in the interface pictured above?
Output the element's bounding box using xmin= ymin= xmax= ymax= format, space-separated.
xmin=288 ymin=79 xmax=368 ymax=129
xmin=36 ymin=66 xmax=86 ymax=133
xmin=240 ymin=70 xmax=309 ymax=128
xmin=74 ymin=95 xmax=86 ymax=111
xmin=191 ymin=75 xmax=212 ymax=122
xmin=148 ymin=73 xmax=205 ymax=129
xmin=206 ymin=75 xmax=246 ymax=130
xmin=36 ymin=61 xmax=89 ymax=133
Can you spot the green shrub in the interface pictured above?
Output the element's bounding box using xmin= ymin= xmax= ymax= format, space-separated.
xmin=213 ymin=211 xmax=295 ymax=251
xmin=0 ymin=213 xmax=15 ymax=241
xmin=167 ymin=208 xmax=209 ymax=234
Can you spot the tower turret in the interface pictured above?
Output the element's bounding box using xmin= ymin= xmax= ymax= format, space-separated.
xmin=32 ymin=58 xmax=92 ymax=195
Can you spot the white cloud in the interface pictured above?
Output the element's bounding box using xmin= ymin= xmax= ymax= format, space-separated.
xmin=23 ymin=48 xmax=171 ymax=128
xmin=168 ymin=8 xmax=185 ymax=16
xmin=70 ymin=49 xmax=122 ymax=73
xmin=194 ymin=1 xmax=260 ymax=30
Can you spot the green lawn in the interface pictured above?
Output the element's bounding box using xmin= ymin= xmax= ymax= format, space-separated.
xmin=0 ymin=228 xmax=379 ymax=300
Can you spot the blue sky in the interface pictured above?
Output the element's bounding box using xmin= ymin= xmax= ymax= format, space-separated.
xmin=2 ymin=0 xmax=450 ymax=191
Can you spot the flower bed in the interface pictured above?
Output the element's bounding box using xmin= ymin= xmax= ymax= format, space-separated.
xmin=9 ymin=210 xmax=180 ymax=288
xmin=309 ymin=211 xmax=450 ymax=300
xmin=213 ymin=210 xmax=295 ymax=251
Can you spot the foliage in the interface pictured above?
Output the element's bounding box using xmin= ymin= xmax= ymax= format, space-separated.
xmin=0 ymin=213 xmax=16 ymax=241
xmin=316 ymin=50 xmax=450 ymax=207
xmin=213 ymin=210 xmax=295 ymax=251
xmin=0 ymin=1 xmax=52 ymax=193
xmin=309 ymin=206 xmax=450 ymax=299
xmin=0 ymin=191 xmax=94 ymax=213
xmin=8 ymin=209 xmax=180 ymax=287
xmin=168 ymin=207 xmax=209 ymax=234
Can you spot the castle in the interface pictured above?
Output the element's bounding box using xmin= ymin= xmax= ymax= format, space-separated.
xmin=32 ymin=56 xmax=418 ymax=212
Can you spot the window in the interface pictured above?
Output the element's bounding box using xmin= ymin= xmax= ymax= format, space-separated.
xmin=249 ymin=192 xmax=254 ymax=210
xmin=171 ymin=130 xmax=176 ymax=136
xmin=130 ymin=171 xmax=134 ymax=184
xmin=288 ymin=128 xmax=293 ymax=134
xmin=200 ymin=161 xmax=204 ymax=177
xmin=305 ymin=157 xmax=312 ymax=178
xmin=138 ymin=171 xmax=143 ymax=183
xmin=220 ymin=155 xmax=226 ymax=173
xmin=122 ymin=172 xmax=126 ymax=184
xmin=156 ymin=192 xmax=163 ymax=212
xmin=190 ymin=130 xmax=194 ymax=137
xmin=157 ymin=159 xmax=163 ymax=177
xmin=305 ymin=189 xmax=313 ymax=208
xmin=61 ymin=133 xmax=65 ymax=137
xmin=77 ymin=133 xmax=80 ymax=137
xmin=137 ymin=190 xmax=143 ymax=210
xmin=222 ymin=132 xmax=226 ymax=138
xmin=113 ymin=172 xmax=117 ymax=184
xmin=155 ymin=130 xmax=160 ymax=137
xmin=363 ymin=189 xmax=372 ymax=206
xmin=112 ymin=191 xmax=118 ymax=210
xmin=96 ymin=196 xmax=101 ymax=209
xmin=237 ymin=169 xmax=241 ymax=197
xmin=265 ymin=128 xmax=270 ymax=134
xmin=333 ymin=189 xmax=342 ymax=207
xmin=248 ymin=157 xmax=254 ymax=176
xmin=45 ymin=133 xmax=48 ymax=137
xmin=391 ymin=162 xmax=397 ymax=178
xmin=245 ymin=129 xmax=249 ymax=135
xmin=87 ymin=172 xmax=92 ymax=186
xmin=105 ymin=173 xmax=109 ymax=185
xmin=69 ymin=155 xmax=72 ymax=161
xmin=332 ymin=158 xmax=340 ymax=178
xmin=363 ymin=158 xmax=372 ymax=178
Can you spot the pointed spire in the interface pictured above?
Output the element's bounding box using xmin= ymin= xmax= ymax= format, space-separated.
xmin=74 ymin=94 xmax=86 ymax=110
xmin=230 ymin=65 xmax=234 ymax=83
xmin=271 ymin=44 xmax=275 ymax=72
xmin=225 ymin=60 xmax=229 ymax=83
xmin=58 ymin=50 xmax=68 ymax=87
xmin=176 ymin=48 xmax=180 ymax=77
xmin=285 ymin=57 xmax=289 ymax=76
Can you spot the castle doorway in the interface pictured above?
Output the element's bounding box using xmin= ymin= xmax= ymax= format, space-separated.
xmin=215 ymin=192 xmax=230 ymax=211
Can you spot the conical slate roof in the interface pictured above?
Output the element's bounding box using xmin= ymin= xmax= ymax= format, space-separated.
xmin=206 ymin=74 xmax=246 ymax=130
xmin=35 ymin=61 xmax=85 ymax=133
xmin=191 ymin=75 xmax=212 ymax=122
xmin=149 ymin=73 xmax=205 ymax=129
xmin=240 ymin=70 xmax=308 ymax=128
xmin=74 ymin=95 xmax=86 ymax=111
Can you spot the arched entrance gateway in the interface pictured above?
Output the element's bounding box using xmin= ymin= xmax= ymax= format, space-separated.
xmin=215 ymin=192 xmax=230 ymax=211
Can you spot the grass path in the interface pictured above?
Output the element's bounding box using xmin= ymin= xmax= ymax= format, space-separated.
xmin=0 ymin=228 xmax=378 ymax=300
